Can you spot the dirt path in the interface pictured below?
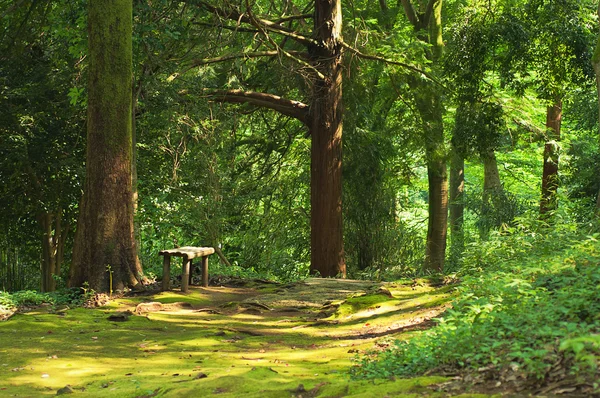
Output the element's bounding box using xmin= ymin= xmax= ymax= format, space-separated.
xmin=0 ymin=278 xmax=473 ymax=397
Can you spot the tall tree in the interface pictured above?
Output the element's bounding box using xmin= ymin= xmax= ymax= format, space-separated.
xmin=519 ymin=0 xmax=594 ymax=216
xmin=400 ymin=0 xmax=448 ymax=272
xmin=0 ymin=0 xmax=86 ymax=291
xmin=593 ymin=0 xmax=600 ymax=214
xmin=309 ymin=0 xmax=345 ymax=277
xmin=69 ymin=0 xmax=143 ymax=291
xmin=184 ymin=0 xmax=346 ymax=277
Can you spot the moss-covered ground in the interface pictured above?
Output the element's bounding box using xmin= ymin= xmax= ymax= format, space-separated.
xmin=0 ymin=278 xmax=496 ymax=397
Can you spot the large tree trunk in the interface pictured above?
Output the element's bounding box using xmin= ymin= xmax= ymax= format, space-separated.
xmin=540 ymin=99 xmax=562 ymax=215
xmin=449 ymin=148 xmax=464 ymax=257
xmin=309 ymin=0 xmax=346 ymax=278
xmin=69 ymin=1 xmax=143 ymax=292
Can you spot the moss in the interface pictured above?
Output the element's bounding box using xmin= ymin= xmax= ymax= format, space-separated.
xmin=0 ymin=282 xmax=496 ymax=397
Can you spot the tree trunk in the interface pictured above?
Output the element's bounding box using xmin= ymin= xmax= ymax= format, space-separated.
xmin=449 ymin=148 xmax=464 ymax=256
xmin=410 ymin=0 xmax=447 ymax=273
xmin=38 ymin=210 xmax=69 ymax=292
xmin=309 ymin=0 xmax=346 ymax=278
xmin=423 ymin=144 xmax=448 ymax=273
xmin=480 ymin=149 xmax=504 ymax=239
xmin=38 ymin=212 xmax=56 ymax=292
xmin=540 ymin=98 xmax=562 ymax=215
xmin=414 ymin=82 xmax=447 ymax=272
xmin=592 ymin=6 xmax=600 ymax=215
xmin=69 ymin=0 xmax=143 ymax=292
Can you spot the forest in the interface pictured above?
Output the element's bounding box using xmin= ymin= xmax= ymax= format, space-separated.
xmin=1 ymin=0 xmax=600 ymax=396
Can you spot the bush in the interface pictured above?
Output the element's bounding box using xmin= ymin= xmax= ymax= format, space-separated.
xmin=352 ymin=218 xmax=600 ymax=383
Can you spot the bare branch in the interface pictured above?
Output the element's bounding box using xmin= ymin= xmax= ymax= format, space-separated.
xmin=340 ymin=41 xmax=447 ymax=89
xmin=203 ymin=89 xmax=310 ymax=125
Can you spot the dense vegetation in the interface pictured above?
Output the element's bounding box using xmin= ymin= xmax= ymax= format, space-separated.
xmin=1 ymin=0 xmax=600 ymax=394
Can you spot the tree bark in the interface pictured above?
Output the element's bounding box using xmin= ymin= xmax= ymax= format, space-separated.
xmin=38 ymin=210 xmax=69 ymax=292
xmin=404 ymin=0 xmax=447 ymax=273
xmin=39 ymin=212 xmax=56 ymax=292
xmin=540 ymin=98 xmax=562 ymax=215
xmin=70 ymin=0 xmax=143 ymax=292
xmin=309 ymin=0 xmax=346 ymax=278
xmin=592 ymin=4 xmax=600 ymax=215
xmin=480 ymin=149 xmax=504 ymax=239
xmin=449 ymin=148 xmax=464 ymax=256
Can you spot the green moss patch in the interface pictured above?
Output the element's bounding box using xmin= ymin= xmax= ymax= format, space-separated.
xmin=0 ymin=279 xmax=489 ymax=397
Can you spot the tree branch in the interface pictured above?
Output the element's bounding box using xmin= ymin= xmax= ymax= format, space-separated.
xmin=421 ymin=0 xmax=438 ymax=29
xmin=181 ymin=50 xmax=308 ymax=72
xmin=274 ymin=13 xmax=313 ymax=23
xmin=193 ymin=1 xmax=318 ymax=47
xmin=203 ymin=89 xmax=310 ymax=125
xmin=244 ymin=4 xmax=325 ymax=80
xmin=400 ymin=0 xmax=420 ymax=28
xmin=341 ymin=41 xmax=446 ymax=89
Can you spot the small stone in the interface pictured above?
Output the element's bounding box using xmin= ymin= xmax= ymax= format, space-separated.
xmin=57 ymin=385 xmax=74 ymax=395
xmin=194 ymin=372 xmax=208 ymax=379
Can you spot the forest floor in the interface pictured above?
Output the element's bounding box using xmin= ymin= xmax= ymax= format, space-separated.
xmin=0 ymin=277 xmax=502 ymax=397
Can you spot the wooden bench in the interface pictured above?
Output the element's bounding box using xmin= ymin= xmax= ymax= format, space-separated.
xmin=159 ymin=246 xmax=215 ymax=292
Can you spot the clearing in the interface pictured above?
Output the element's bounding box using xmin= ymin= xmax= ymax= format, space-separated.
xmin=0 ymin=278 xmax=492 ymax=397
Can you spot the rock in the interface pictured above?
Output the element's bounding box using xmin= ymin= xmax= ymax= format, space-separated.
xmin=135 ymin=302 xmax=163 ymax=314
xmin=194 ymin=372 xmax=208 ymax=379
xmin=107 ymin=311 xmax=133 ymax=322
xmin=57 ymin=385 xmax=74 ymax=395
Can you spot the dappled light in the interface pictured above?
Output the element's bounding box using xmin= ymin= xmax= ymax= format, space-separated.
xmin=0 ymin=279 xmax=454 ymax=396
xmin=2 ymin=0 xmax=600 ymax=396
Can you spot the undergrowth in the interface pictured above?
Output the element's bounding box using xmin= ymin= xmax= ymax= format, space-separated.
xmin=352 ymin=213 xmax=600 ymax=386
xmin=0 ymin=286 xmax=94 ymax=314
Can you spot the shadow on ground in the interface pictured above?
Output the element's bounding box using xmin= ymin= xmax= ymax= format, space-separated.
xmin=0 ymin=278 xmax=495 ymax=398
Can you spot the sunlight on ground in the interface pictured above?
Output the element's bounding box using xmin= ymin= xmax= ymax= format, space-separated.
xmin=0 ymin=279 xmax=497 ymax=397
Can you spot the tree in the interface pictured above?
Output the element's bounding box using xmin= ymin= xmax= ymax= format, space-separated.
xmin=593 ymin=0 xmax=600 ymax=214
xmin=400 ymin=0 xmax=448 ymax=272
xmin=518 ymin=0 xmax=594 ymax=216
xmin=69 ymin=0 xmax=143 ymax=291
xmin=183 ymin=0 xmax=346 ymax=277
xmin=0 ymin=0 xmax=86 ymax=291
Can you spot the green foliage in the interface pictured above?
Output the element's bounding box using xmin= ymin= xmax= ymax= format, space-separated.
xmin=352 ymin=217 xmax=600 ymax=382
xmin=0 ymin=287 xmax=95 ymax=313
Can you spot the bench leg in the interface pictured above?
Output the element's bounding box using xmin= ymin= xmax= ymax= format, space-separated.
xmin=162 ymin=256 xmax=171 ymax=291
xmin=201 ymin=255 xmax=209 ymax=287
xmin=181 ymin=256 xmax=191 ymax=293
